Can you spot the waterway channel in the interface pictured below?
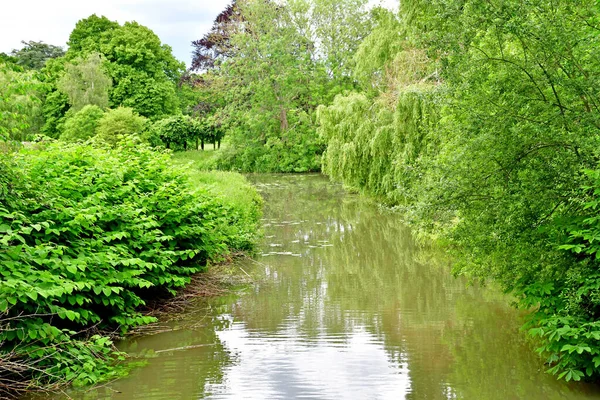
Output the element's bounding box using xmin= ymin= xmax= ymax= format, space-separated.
xmin=51 ymin=174 xmax=600 ymax=399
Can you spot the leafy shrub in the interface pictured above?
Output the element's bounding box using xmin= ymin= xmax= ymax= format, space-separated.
xmin=95 ymin=107 xmax=147 ymax=146
xmin=175 ymin=152 xmax=263 ymax=250
xmin=0 ymin=64 xmax=44 ymax=142
xmin=151 ymin=114 xmax=201 ymax=150
xmin=515 ymin=169 xmax=600 ymax=381
xmin=60 ymin=105 xmax=104 ymax=142
xmin=0 ymin=141 xmax=260 ymax=392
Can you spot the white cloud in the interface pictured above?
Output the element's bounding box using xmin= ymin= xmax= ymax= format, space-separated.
xmin=0 ymin=0 xmax=231 ymax=67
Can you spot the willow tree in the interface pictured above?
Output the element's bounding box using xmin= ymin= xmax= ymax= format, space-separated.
xmin=57 ymin=53 xmax=112 ymax=111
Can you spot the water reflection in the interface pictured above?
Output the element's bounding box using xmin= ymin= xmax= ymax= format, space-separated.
xmin=47 ymin=174 xmax=600 ymax=399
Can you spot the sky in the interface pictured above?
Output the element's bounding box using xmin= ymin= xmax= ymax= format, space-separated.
xmin=0 ymin=0 xmax=232 ymax=67
xmin=0 ymin=0 xmax=397 ymax=68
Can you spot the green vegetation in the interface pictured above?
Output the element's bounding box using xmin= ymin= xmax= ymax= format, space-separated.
xmin=94 ymin=107 xmax=147 ymax=146
xmin=7 ymin=41 xmax=65 ymax=70
xmin=57 ymin=53 xmax=112 ymax=111
xmin=0 ymin=142 xmax=261 ymax=396
xmin=190 ymin=0 xmax=373 ymax=172
xmin=0 ymin=64 xmax=44 ymax=142
xmin=60 ymin=105 xmax=105 ymax=142
xmin=317 ymin=0 xmax=600 ymax=382
xmin=0 ymin=11 xmax=261 ymax=397
xmin=3 ymin=0 xmax=600 ymax=391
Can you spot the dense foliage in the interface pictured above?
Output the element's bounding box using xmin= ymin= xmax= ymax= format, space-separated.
xmin=9 ymin=41 xmax=65 ymax=70
xmin=191 ymin=0 xmax=373 ymax=172
xmin=0 ymin=142 xmax=261 ymax=395
xmin=94 ymin=107 xmax=147 ymax=146
xmin=0 ymin=64 xmax=45 ymax=142
xmin=151 ymin=115 xmax=201 ymax=150
xmin=318 ymin=0 xmax=600 ymax=381
xmin=57 ymin=53 xmax=112 ymax=111
xmin=60 ymin=105 xmax=105 ymax=142
xmin=5 ymin=0 xmax=600 ymax=389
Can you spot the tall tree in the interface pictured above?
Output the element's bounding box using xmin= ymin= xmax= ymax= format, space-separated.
xmin=57 ymin=53 xmax=112 ymax=111
xmin=65 ymin=16 xmax=185 ymax=120
xmin=191 ymin=1 xmax=242 ymax=72
xmin=67 ymin=14 xmax=120 ymax=55
xmin=190 ymin=0 xmax=372 ymax=172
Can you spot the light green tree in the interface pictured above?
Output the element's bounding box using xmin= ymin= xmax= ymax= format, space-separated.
xmin=60 ymin=105 xmax=105 ymax=142
xmin=57 ymin=53 xmax=112 ymax=111
xmin=95 ymin=107 xmax=147 ymax=146
xmin=0 ymin=64 xmax=44 ymax=142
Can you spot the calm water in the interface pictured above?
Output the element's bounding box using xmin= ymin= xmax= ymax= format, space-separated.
xmin=50 ymin=174 xmax=600 ymax=399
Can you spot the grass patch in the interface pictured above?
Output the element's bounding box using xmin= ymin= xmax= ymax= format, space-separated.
xmin=172 ymin=147 xmax=222 ymax=171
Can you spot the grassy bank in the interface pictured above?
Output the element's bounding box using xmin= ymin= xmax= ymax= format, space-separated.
xmin=171 ymin=147 xmax=222 ymax=171
xmin=0 ymin=142 xmax=261 ymax=398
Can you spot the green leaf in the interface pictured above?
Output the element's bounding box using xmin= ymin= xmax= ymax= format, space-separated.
xmin=66 ymin=264 xmax=78 ymax=275
xmin=0 ymin=299 xmax=8 ymax=313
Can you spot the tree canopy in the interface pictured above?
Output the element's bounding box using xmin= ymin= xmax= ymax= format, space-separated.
xmin=10 ymin=41 xmax=65 ymax=70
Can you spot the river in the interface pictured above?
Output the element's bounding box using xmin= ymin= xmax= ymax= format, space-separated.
xmin=50 ymin=174 xmax=600 ymax=399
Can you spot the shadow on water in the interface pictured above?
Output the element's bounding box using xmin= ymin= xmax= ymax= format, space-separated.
xmin=42 ymin=174 xmax=600 ymax=399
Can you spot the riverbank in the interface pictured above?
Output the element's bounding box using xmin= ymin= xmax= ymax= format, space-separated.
xmin=0 ymin=143 xmax=262 ymax=399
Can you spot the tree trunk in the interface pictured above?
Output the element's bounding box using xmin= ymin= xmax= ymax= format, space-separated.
xmin=279 ymin=106 xmax=289 ymax=132
xmin=201 ymin=139 xmax=205 ymax=150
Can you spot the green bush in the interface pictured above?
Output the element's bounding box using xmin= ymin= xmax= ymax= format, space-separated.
xmin=60 ymin=105 xmax=105 ymax=142
xmin=95 ymin=107 xmax=147 ymax=146
xmin=175 ymin=152 xmax=263 ymax=250
xmin=151 ymin=114 xmax=201 ymax=150
xmin=515 ymin=169 xmax=600 ymax=382
xmin=0 ymin=141 xmax=260 ymax=392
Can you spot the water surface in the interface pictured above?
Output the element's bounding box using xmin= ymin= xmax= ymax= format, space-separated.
xmin=53 ymin=174 xmax=600 ymax=399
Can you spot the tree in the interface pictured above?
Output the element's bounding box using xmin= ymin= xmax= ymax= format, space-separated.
xmin=10 ymin=41 xmax=65 ymax=70
xmin=0 ymin=64 xmax=44 ymax=142
xmin=66 ymin=16 xmax=185 ymax=120
xmin=60 ymin=105 xmax=105 ymax=142
xmin=151 ymin=115 xmax=202 ymax=150
xmin=319 ymin=0 xmax=600 ymax=380
xmin=191 ymin=1 xmax=242 ymax=71
xmin=95 ymin=107 xmax=147 ymax=146
xmin=67 ymin=14 xmax=120 ymax=55
xmin=57 ymin=53 xmax=112 ymax=111
xmin=193 ymin=0 xmax=372 ymax=172
xmin=0 ymin=53 xmax=17 ymax=67
xmin=38 ymin=57 xmax=70 ymax=138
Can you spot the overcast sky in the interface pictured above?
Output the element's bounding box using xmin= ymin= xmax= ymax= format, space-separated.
xmin=0 ymin=0 xmax=397 ymax=68
xmin=0 ymin=0 xmax=232 ymax=67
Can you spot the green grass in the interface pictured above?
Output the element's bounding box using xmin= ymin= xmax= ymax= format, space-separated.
xmin=172 ymin=147 xmax=222 ymax=171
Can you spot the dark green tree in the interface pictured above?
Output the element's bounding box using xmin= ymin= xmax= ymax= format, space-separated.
xmin=10 ymin=41 xmax=65 ymax=70
xmin=66 ymin=16 xmax=185 ymax=120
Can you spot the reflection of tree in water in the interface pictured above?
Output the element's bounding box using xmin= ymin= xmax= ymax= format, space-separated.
xmin=60 ymin=174 xmax=599 ymax=400
xmin=234 ymin=174 xmax=599 ymax=399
